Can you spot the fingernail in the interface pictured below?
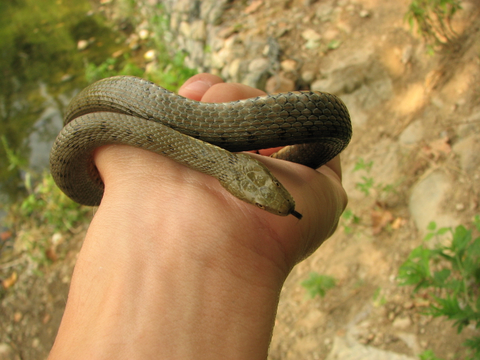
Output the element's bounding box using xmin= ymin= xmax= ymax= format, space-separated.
xmin=182 ymin=80 xmax=211 ymax=96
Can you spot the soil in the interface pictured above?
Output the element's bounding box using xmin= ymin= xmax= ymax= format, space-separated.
xmin=1 ymin=0 xmax=480 ymax=359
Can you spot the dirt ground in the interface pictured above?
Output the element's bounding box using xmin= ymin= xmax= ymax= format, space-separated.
xmin=1 ymin=0 xmax=480 ymax=359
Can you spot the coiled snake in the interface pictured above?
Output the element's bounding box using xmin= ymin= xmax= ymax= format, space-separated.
xmin=50 ymin=76 xmax=352 ymax=219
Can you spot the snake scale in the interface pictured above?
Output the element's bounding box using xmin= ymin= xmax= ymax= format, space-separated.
xmin=50 ymin=76 xmax=352 ymax=219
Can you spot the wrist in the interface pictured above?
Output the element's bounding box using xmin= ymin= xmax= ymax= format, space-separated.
xmin=49 ymin=145 xmax=287 ymax=360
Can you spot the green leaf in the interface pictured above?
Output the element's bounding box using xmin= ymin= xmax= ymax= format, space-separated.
xmin=474 ymin=215 xmax=480 ymax=232
xmin=301 ymin=272 xmax=336 ymax=298
xmin=470 ymin=237 xmax=480 ymax=257
xmin=327 ymin=39 xmax=341 ymax=50
xmin=419 ymin=349 xmax=444 ymax=360
xmin=432 ymin=268 xmax=451 ymax=286
xmin=423 ymin=232 xmax=435 ymax=242
xmin=451 ymin=225 xmax=471 ymax=252
xmin=463 ymin=336 xmax=480 ymax=359
xmin=397 ymin=246 xmax=433 ymax=291
xmin=436 ymin=227 xmax=450 ymax=236
xmin=427 ymin=221 xmax=437 ymax=231
xmin=353 ymin=158 xmax=373 ymax=173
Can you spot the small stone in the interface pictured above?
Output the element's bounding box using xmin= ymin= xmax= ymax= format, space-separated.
xmin=138 ymin=29 xmax=150 ymax=40
xmin=456 ymin=203 xmax=465 ymax=211
xmin=266 ymin=75 xmax=295 ymax=93
xmin=77 ymin=40 xmax=89 ymax=51
xmin=302 ymin=70 xmax=315 ymax=83
xmin=190 ymin=20 xmax=207 ymax=41
xmin=409 ymin=171 xmax=456 ymax=233
xmin=399 ymin=121 xmax=424 ymax=145
xmin=403 ymin=301 xmax=414 ymax=309
xmin=217 ymin=26 xmax=237 ymax=39
xmin=453 ymin=136 xmax=480 ymax=172
xmin=179 ymin=21 xmax=190 ymax=37
xmin=13 ymin=312 xmax=22 ymax=323
xmin=392 ymin=316 xmax=412 ymax=329
xmin=43 ymin=313 xmax=51 ymax=324
xmin=144 ymin=50 xmax=156 ymax=62
xmin=60 ymin=74 xmax=73 ymax=82
xmin=316 ymin=2 xmax=334 ymax=20
xmin=248 ymin=58 xmax=270 ymax=73
xmin=112 ymin=50 xmax=124 ymax=58
xmin=0 ymin=343 xmax=15 ymax=360
xmin=301 ymin=29 xmax=322 ymax=49
xmin=302 ymin=29 xmax=321 ymax=41
xmin=359 ymin=9 xmax=370 ymax=18
xmin=227 ymin=58 xmax=242 ymax=81
xmin=402 ymin=45 xmax=413 ymax=64
xmin=245 ymin=0 xmax=263 ymax=14
xmin=280 ymin=59 xmax=298 ymax=73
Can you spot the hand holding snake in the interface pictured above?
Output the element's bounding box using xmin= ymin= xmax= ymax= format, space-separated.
xmin=50 ymin=74 xmax=351 ymax=220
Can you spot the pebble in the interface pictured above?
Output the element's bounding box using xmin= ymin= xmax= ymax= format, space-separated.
xmin=266 ymin=75 xmax=295 ymax=93
xmin=301 ymin=70 xmax=316 ymax=83
xmin=452 ymin=136 xmax=480 ymax=172
xmin=359 ymin=9 xmax=370 ymax=18
xmin=0 ymin=343 xmax=15 ymax=360
xmin=280 ymin=59 xmax=298 ymax=73
xmin=325 ymin=336 xmax=417 ymax=360
xmin=77 ymin=40 xmax=89 ymax=51
xmin=301 ymin=29 xmax=322 ymax=49
xmin=138 ymin=29 xmax=149 ymax=40
xmin=409 ymin=171 xmax=457 ymax=234
xmin=144 ymin=50 xmax=156 ymax=61
xmin=392 ymin=316 xmax=412 ymax=329
xmin=399 ymin=121 xmax=424 ymax=145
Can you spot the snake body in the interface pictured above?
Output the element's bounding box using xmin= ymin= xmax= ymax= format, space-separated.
xmin=50 ymin=76 xmax=352 ymax=219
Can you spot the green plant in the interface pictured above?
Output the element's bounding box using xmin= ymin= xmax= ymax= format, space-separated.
xmin=353 ymin=158 xmax=398 ymax=197
xmin=397 ymin=217 xmax=480 ymax=359
xmin=373 ymin=287 xmax=387 ymax=306
xmin=85 ymin=5 xmax=196 ymax=92
xmin=5 ymin=171 xmax=91 ymax=268
xmin=419 ymin=349 xmax=444 ymax=360
xmin=3 ymin=136 xmax=90 ymax=268
xmin=146 ymin=5 xmax=197 ymax=91
xmin=301 ymin=272 xmax=336 ymax=298
xmin=341 ymin=208 xmax=361 ymax=234
xmin=405 ymin=0 xmax=462 ymax=51
xmin=85 ymin=55 xmax=145 ymax=84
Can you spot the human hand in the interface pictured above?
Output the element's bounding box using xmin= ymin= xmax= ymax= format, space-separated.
xmin=49 ymin=73 xmax=348 ymax=360
xmin=176 ymin=73 xmax=348 ymax=267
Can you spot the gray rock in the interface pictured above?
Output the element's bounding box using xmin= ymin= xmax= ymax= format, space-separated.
xmin=399 ymin=121 xmax=424 ymax=145
xmin=242 ymin=58 xmax=271 ymax=89
xmin=312 ymin=59 xmax=393 ymax=110
xmin=201 ymin=0 xmax=229 ymax=24
xmin=266 ymin=75 xmax=295 ymax=93
xmin=190 ymin=20 xmax=206 ymax=41
xmin=409 ymin=171 xmax=458 ymax=234
xmin=325 ymin=336 xmax=416 ymax=360
xmin=0 ymin=343 xmax=16 ymax=360
xmin=301 ymin=70 xmax=316 ymax=83
xmin=452 ymin=136 xmax=480 ymax=173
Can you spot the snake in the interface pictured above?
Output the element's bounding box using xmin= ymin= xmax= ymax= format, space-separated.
xmin=50 ymin=75 xmax=352 ymax=219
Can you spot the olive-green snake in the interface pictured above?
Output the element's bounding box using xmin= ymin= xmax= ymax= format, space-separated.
xmin=50 ymin=76 xmax=352 ymax=219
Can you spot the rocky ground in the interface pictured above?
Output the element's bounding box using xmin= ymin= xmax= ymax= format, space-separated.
xmin=1 ymin=0 xmax=480 ymax=359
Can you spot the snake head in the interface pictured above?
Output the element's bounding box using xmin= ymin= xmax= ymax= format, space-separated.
xmin=219 ymin=153 xmax=301 ymax=218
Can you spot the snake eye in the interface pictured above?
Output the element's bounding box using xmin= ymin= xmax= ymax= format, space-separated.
xmin=273 ymin=180 xmax=281 ymax=187
xmin=255 ymin=203 xmax=265 ymax=210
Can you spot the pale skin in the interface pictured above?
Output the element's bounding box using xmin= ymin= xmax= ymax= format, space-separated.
xmin=48 ymin=74 xmax=348 ymax=360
